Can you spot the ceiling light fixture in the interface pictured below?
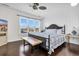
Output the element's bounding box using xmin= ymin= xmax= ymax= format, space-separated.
xmin=29 ymin=3 xmax=47 ymax=10
xmin=71 ymin=3 xmax=78 ymax=7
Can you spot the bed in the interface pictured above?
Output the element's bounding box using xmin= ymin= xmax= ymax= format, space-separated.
xmin=28 ymin=24 xmax=66 ymax=54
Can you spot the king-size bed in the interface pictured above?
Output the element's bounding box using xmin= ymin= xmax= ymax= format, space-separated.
xmin=28 ymin=24 xmax=66 ymax=55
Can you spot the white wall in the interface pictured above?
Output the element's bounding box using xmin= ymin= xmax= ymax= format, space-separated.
xmin=0 ymin=4 xmax=42 ymax=42
xmin=0 ymin=3 xmax=79 ymax=45
xmin=43 ymin=4 xmax=79 ymax=45
xmin=0 ymin=4 xmax=19 ymax=42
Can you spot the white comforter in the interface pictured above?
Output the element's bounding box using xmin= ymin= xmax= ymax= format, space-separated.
xmin=29 ymin=32 xmax=65 ymax=54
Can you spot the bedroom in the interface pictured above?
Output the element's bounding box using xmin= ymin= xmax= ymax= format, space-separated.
xmin=0 ymin=3 xmax=79 ymax=56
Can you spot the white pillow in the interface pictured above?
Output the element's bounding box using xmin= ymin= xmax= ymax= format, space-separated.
xmin=44 ymin=29 xmax=57 ymax=35
xmin=57 ymin=29 xmax=62 ymax=35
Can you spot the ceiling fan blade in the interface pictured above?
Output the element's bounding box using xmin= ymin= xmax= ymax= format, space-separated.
xmin=39 ymin=6 xmax=47 ymax=10
xmin=34 ymin=3 xmax=39 ymax=6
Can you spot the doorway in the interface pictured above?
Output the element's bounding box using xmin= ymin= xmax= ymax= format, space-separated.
xmin=0 ymin=19 xmax=8 ymax=46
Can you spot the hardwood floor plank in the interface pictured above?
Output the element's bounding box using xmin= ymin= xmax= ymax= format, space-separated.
xmin=0 ymin=40 xmax=79 ymax=56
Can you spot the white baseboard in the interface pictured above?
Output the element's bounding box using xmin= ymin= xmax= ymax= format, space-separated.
xmin=66 ymin=41 xmax=79 ymax=45
xmin=8 ymin=38 xmax=22 ymax=43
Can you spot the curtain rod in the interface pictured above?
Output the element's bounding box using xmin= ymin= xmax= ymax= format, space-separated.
xmin=17 ymin=14 xmax=43 ymax=20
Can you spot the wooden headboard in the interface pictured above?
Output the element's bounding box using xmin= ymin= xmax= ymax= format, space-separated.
xmin=45 ymin=24 xmax=65 ymax=34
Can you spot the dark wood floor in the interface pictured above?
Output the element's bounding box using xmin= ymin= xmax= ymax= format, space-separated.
xmin=0 ymin=40 xmax=79 ymax=56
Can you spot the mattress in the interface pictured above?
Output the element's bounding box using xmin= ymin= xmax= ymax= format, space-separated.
xmin=29 ymin=32 xmax=65 ymax=54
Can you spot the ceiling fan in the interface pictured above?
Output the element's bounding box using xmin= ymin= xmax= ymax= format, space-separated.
xmin=29 ymin=3 xmax=47 ymax=10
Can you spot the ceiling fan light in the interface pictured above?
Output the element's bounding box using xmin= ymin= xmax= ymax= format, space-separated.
xmin=33 ymin=5 xmax=38 ymax=10
xmin=71 ymin=3 xmax=78 ymax=7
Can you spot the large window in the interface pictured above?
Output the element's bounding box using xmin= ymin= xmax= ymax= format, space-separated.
xmin=19 ymin=17 xmax=40 ymax=33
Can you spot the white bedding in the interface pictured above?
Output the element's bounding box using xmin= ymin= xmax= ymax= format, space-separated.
xmin=29 ymin=32 xmax=65 ymax=54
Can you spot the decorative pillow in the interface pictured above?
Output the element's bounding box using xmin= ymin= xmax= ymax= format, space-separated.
xmin=72 ymin=30 xmax=77 ymax=35
xmin=57 ymin=29 xmax=62 ymax=35
xmin=76 ymin=29 xmax=79 ymax=35
xmin=74 ymin=30 xmax=79 ymax=35
xmin=72 ymin=27 xmax=79 ymax=35
xmin=44 ymin=29 xmax=57 ymax=35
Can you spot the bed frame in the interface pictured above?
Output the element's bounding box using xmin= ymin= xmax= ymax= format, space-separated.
xmin=28 ymin=24 xmax=65 ymax=52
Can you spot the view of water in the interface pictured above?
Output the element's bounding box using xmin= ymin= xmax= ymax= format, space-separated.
xmin=19 ymin=17 xmax=40 ymax=28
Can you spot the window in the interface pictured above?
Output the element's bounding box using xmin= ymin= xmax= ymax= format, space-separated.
xmin=19 ymin=17 xmax=40 ymax=33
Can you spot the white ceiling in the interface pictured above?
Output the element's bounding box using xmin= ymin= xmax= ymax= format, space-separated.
xmin=3 ymin=3 xmax=69 ymax=16
xmin=3 ymin=3 xmax=79 ymax=17
xmin=4 ymin=3 xmax=47 ymax=16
